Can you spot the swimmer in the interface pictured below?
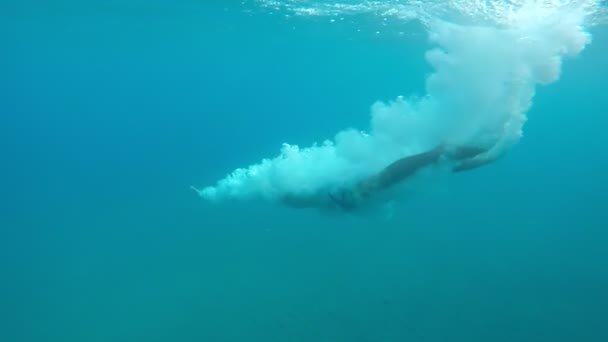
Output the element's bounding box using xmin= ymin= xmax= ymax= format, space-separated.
xmin=280 ymin=143 xmax=496 ymax=211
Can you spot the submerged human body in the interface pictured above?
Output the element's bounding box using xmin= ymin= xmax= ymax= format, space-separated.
xmin=280 ymin=143 xmax=494 ymax=212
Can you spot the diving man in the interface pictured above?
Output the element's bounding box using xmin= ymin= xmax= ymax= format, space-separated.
xmin=280 ymin=143 xmax=495 ymax=211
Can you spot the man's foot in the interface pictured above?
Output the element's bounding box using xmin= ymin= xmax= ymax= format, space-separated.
xmin=445 ymin=145 xmax=488 ymax=160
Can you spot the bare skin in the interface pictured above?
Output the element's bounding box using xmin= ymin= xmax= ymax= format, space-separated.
xmin=281 ymin=143 xmax=494 ymax=211
xmin=348 ymin=144 xmax=447 ymax=201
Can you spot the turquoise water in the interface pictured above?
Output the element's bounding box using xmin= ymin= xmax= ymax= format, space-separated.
xmin=2 ymin=1 xmax=608 ymax=341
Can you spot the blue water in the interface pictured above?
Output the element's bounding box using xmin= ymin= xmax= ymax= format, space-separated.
xmin=2 ymin=1 xmax=608 ymax=341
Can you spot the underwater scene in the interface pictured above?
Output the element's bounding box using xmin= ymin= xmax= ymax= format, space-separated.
xmin=2 ymin=1 xmax=608 ymax=341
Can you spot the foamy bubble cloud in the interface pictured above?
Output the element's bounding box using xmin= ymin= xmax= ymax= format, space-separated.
xmin=199 ymin=1 xmax=598 ymax=205
xmin=201 ymin=142 xmax=347 ymax=202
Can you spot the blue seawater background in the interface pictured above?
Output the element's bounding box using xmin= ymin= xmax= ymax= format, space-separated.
xmin=1 ymin=1 xmax=608 ymax=341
